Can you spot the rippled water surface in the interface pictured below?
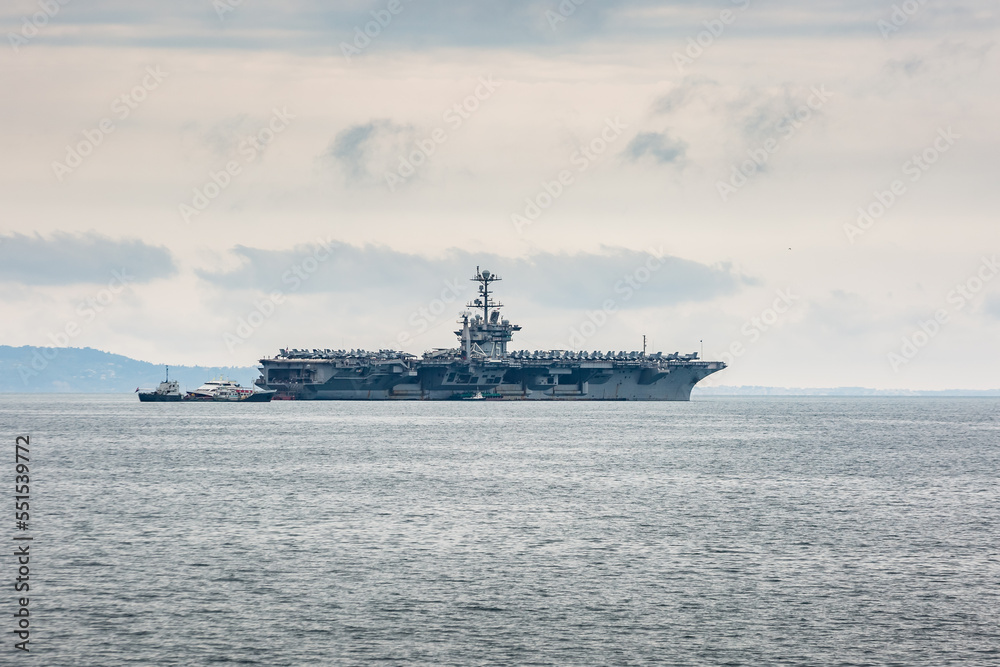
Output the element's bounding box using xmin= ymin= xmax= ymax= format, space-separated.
xmin=3 ymin=395 xmax=999 ymax=665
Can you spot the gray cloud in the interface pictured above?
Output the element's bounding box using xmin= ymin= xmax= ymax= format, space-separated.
xmin=883 ymin=39 xmax=995 ymax=84
xmin=197 ymin=241 xmax=752 ymax=309
xmin=654 ymin=76 xmax=716 ymax=114
xmin=624 ymin=131 xmax=687 ymax=165
xmin=200 ymin=114 xmax=257 ymax=159
xmin=324 ymin=119 xmax=416 ymax=184
xmin=328 ymin=122 xmax=381 ymax=179
xmin=8 ymin=1 xmax=997 ymax=51
xmin=728 ymin=85 xmax=822 ymax=147
xmin=885 ymin=56 xmax=928 ymax=78
xmin=649 ymin=79 xmax=829 ymax=170
xmin=985 ymin=294 xmax=1000 ymax=320
xmin=0 ymin=233 xmax=176 ymax=286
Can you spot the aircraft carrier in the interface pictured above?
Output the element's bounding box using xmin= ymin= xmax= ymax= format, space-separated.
xmin=255 ymin=268 xmax=725 ymax=400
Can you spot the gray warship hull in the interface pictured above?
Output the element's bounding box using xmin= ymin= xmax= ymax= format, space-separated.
xmin=256 ymin=356 xmax=723 ymax=401
xmin=255 ymin=267 xmax=726 ymax=400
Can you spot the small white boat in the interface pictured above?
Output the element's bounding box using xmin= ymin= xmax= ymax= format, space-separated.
xmin=186 ymin=379 xmax=275 ymax=402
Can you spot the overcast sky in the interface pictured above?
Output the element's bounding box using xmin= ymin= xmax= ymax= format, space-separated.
xmin=1 ymin=0 xmax=997 ymax=389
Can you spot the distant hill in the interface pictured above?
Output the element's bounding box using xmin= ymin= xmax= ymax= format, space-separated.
xmin=0 ymin=346 xmax=258 ymax=393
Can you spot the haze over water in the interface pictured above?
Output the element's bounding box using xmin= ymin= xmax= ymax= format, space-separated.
xmin=6 ymin=395 xmax=999 ymax=665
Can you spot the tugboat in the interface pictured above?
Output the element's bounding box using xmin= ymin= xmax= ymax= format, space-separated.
xmin=453 ymin=390 xmax=503 ymax=400
xmin=137 ymin=367 xmax=183 ymax=402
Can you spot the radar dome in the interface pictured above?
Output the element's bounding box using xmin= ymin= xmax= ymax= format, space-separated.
xmin=481 ymin=270 xmax=491 ymax=279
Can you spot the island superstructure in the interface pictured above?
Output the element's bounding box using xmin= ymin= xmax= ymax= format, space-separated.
xmin=255 ymin=268 xmax=726 ymax=400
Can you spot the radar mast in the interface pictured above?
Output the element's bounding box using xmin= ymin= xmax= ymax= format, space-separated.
xmin=468 ymin=266 xmax=503 ymax=323
xmin=456 ymin=267 xmax=521 ymax=358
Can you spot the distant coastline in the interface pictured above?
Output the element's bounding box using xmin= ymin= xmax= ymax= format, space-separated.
xmin=2 ymin=345 xmax=997 ymax=396
xmin=0 ymin=345 xmax=256 ymax=393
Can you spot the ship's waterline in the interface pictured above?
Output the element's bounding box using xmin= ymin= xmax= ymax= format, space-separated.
xmin=257 ymin=268 xmax=725 ymax=400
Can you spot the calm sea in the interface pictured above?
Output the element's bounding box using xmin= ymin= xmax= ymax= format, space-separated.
xmin=2 ymin=395 xmax=998 ymax=665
